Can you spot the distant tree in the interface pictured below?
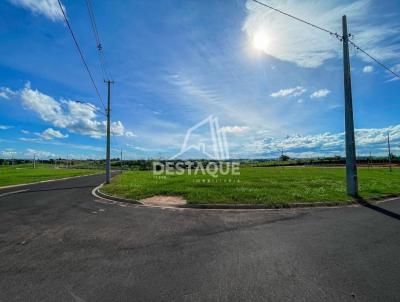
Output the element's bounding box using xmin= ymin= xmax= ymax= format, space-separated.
xmin=279 ymin=154 xmax=290 ymax=161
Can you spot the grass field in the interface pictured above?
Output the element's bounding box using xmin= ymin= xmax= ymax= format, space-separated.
xmin=0 ymin=164 xmax=101 ymax=187
xmin=101 ymin=167 xmax=400 ymax=205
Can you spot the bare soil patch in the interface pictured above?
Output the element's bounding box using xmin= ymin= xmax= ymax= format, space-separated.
xmin=140 ymin=195 xmax=187 ymax=207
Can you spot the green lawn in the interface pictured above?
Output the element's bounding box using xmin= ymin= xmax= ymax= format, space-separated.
xmin=0 ymin=164 xmax=101 ymax=187
xmin=101 ymin=167 xmax=400 ymax=205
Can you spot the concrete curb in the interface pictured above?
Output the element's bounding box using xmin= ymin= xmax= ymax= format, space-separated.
xmin=0 ymin=172 xmax=102 ymax=191
xmin=361 ymin=194 xmax=400 ymax=203
xmin=94 ymin=183 xmax=143 ymax=205
xmin=179 ymin=201 xmax=356 ymax=209
xmin=176 ymin=195 xmax=400 ymax=209
xmin=92 ymin=184 xmax=400 ymax=210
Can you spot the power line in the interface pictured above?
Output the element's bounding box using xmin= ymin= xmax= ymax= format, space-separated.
xmin=57 ymin=0 xmax=106 ymax=111
xmin=74 ymin=101 xmax=106 ymax=117
xmin=348 ymin=40 xmax=400 ymax=80
xmin=251 ymin=0 xmax=400 ymax=80
xmin=85 ymin=0 xmax=106 ymax=78
xmin=251 ymin=0 xmax=342 ymax=39
xmin=85 ymin=0 xmax=101 ymax=47
xmin=85 ymin=0 xmax=112 ymax=81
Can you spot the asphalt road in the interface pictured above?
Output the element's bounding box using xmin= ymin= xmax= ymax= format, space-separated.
xmin=0 ymin=174 xmax=399 ymax=302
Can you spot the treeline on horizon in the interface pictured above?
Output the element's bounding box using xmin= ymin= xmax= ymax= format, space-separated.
xmin=1 ymin=155 xmax=398 ymax=171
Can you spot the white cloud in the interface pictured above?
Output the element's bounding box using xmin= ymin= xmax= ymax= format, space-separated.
xmin=243 ymin=0 xmax=400 ymax=68
xmin=25 ymin=148 xmax=55 ymax=159
xmin=220 ymin=126 xmax=250 ymax=134
xmin=126 ymin=144 xmax=154 ymax=152
xmin=168 ymin=74 xmax=221 ymax=105
xmin=110 ymin=121 xmax=125 ymax=137
xmin=1 ymin=150 xmax=17 ymax=157
xmin=18 ymin=138 xmax=104 ymax=153
xmin=238 ymin=124 xmax=400 ymax=157
xmin=38 ymin=128 xmax=68 ymax=140
xmin=10 ymin=83 xmax=127 ymax=139
xmin=8 ymin=0 xmax=65 ymax=22
xmin=167 ymin=72 xmax=276 ymax=130
xmin=363 ymin=65 xmax=374 ymax=73
xmin=387 ymin=64 xmax=400 ymax=81
xmin=21 ymin=130 xmax=30 ymax=134
xmin=19 ymin=137 xmax=41 ymax=142
xmin=0 ymin=125 xmax=13 ymax=130
xmin=0 ymin=87 xmax=17 ymax=100
xmin=125 ymin=131 xmax=136 ymax=138
xmin=270 ymin=86 xmax=306 ymax=98
xmin=392 ymin=64 xmax=400 ymax=73
xmin=133 ymin=146 xmax=149 ymax=152
xmin=310 ymin=89 xmax=331 ymax=99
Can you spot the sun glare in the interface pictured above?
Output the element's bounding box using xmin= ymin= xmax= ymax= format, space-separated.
xmin=253 ymin=32 xmax=269 ymax=51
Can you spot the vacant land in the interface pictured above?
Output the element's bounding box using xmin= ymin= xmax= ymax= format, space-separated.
xmin=102 ymin=167 xmax=400 ymax=205
xmin=0 ymin=164 xmax=101 ymax=187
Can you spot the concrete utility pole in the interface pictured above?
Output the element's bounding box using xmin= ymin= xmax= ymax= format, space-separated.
xmin=33 ymin=154 xmax=36 ymax=169
xmin=369 ymin=151 xmax=372 ymax=169
xmin=105 ymin=80 xmax=114 ymax=184
xmin=388 ymin=132 xmax=392 ymax=172
xmin=342 ymin=15 xmax=358 ymax=197
xmin=120 ymin=148 xmax=123 ymax=173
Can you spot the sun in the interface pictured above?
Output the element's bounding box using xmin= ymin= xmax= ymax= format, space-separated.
xmin=252 ymin=31 xmax=269 ymax=51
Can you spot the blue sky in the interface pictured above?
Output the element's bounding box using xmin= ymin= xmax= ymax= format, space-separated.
xmin=0 ymin=0 xmax=399 ymax=160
